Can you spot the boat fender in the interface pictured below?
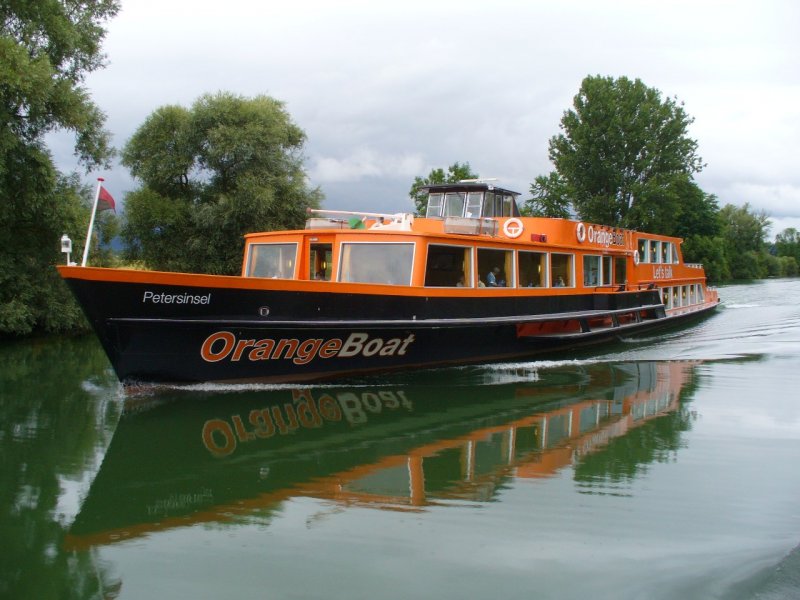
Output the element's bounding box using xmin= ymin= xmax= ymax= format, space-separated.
xmin=576 ymin=222 xmax=586 ymax=243
xmin=633 ymin=250 xmax=640 ymax=265
xmin=503 ymin=218 xmax=524 ymax=239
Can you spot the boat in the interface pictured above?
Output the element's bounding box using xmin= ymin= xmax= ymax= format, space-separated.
xmin=57 ymin=181 xmax=719 ymax=384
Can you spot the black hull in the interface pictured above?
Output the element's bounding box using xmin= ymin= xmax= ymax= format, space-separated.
xmin=63 ymin=275 xmax=718 ymax=384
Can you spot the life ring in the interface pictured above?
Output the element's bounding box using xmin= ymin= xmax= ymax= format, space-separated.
xmin=503 ymin=218 xmax=524 ymax=239
xmin=576 ymin=222 xmax=586 ymax=243
xmin=633 ymin=250 xmax=640 ymax=265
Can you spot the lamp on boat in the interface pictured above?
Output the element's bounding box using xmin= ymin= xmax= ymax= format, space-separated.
xmin=60 ymin=234 xmax=75 ymax=266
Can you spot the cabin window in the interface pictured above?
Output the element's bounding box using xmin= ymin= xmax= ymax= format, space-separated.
xmin=551 ymin=253 xmax=574 ymax=287
xmin=518 ymin=251 xmax=547 ymax=287
xmin=426 ymin=193 xmax=444 ymax=218
xmin=672 ymin=287 xmax=681 ymax=307
xmin=425 ymin=244 xmax=472 ymax=287
xmin=614 ymin=257 xmax=627 ymax=285
xmin=638 ymin=239 xmax=648 ymax=263
xmin=583 ymin=255 xmax=601 ymax=287
xmin=661 ymin=242 xmax=671 ymax=264
xmin=602 ymin=256 xmax=612 ymax=286
xmin=672 ymin=242 xmax=680 ymax=264
xmin=501 ymin=194 xmax=514 ymax=217
xmin=662 ymin=286 xmax=672 ymax=308
xmin=478 ymin=248 xmax=513 ymax=287
xmin=340 ymin=242 xmax=414 ymax=285
xmin=650 ymin=240 xmax=661 ymax=264
xmin=465 ymin=192 xmax=483 ymax=217
xmin=697 ymin=284 xmax=704 ymax=303
xmin=246 ymin=243 xmax=297 ymax=279
xmin=310 ymin=243 xmax=332 ymax=280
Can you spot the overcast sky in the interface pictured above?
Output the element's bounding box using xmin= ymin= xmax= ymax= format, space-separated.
xmin=52 ymin=0 xmax=800 ymax=236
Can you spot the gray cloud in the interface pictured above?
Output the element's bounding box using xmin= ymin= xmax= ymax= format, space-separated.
xmin=52 ymin=0 xmax=800 ymax=234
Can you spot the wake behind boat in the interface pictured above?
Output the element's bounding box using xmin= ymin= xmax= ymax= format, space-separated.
xmin=58 ymin=181 xmax=719 ymax=384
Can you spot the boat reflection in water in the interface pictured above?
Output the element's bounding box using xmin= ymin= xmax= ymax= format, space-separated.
xmin=66 ymin=360 xmax=698 ymax=549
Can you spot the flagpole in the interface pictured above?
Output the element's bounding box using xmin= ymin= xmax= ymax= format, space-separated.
xmin=81 ymin=178 xmax=104 ymax=267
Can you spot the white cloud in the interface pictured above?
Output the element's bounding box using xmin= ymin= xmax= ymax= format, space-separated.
xmin=310 ymin=149 xmax=424 ymax=184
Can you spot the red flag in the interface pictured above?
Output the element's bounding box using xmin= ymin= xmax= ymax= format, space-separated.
xmin=98 ymin=186 xmax=116 ymax=212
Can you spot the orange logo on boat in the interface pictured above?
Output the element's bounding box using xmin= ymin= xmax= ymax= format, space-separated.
xmin=200 ymin=331 xmax=416 ymax=365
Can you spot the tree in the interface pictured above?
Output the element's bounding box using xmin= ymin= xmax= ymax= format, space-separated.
xmin=121 ymin=92 xmax=323 ymax=274
xmin=0 ymin=0 xmax=119 ymax=335
xmin=775 ymin=227 xmax=800 ymax=264
xmin=534 ymin=75 xmax=704 ymax=232
xmin=409 ymin=162 xmax=478 ymax=216
xmin=718 ymin=203 xmax=771 ymax=280
xmin=525 ymin=172 xmax=572 ymax=218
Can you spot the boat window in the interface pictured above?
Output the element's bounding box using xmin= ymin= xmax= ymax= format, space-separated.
xmin=672 ymin=287 xmax=681 ymax=307
xmin=672 ymin=242 xmax=680 ymax=264
xmin=426 ymin=193 xmax=444 ymax=218
xmin=444 ymin=192 xmax=466 ymax=217
xmin=425 ymin=244 xmax=472 ymax=287
xmin=501 ymin=194 xmax=513 ymax=217
xmin=638 ymin=239 xmax=648 ymax=263
xmin=583 ymin=255 xmax=601 ymax=287
xmin=602 ymin=256 xmax=612 ymax=286
xmin=614 ymin=256 xmax=626 ymax=285
xmin=310 ymin=243 xmax=332 ymax=280
xmin=483 ymin=192 xmax=496 ymax=217
xmin=340 ymin=242 xmax=415 ymax=285
xmin=518 ymin=251 xmax=547 ymax=287
xmin=551 ymin=253 xmax=574 ymax=287
xmin=697 ymin=284 xmax=704 ymax=303
xmin=246 ymin=243 xmax=297 ymax=279
xmin=663 ymin=286 xmax=672 ymax=308
xmin=661 ymin=242 xmax=671 ymax=264
xmin=465 ymin=192 xmax=483 ymax=218
xmin=650 ymin=240 xmax=661 ymax=264
xmin=477 ymin=247 xmax=513 ymax=287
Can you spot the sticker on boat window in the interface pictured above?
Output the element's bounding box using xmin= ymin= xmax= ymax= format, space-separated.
xmin=576 ymin=222 xmax=586 ymax=243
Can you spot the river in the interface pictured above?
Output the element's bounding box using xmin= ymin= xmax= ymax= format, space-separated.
xmin=1 ymin=279 xmax=799 ymax=599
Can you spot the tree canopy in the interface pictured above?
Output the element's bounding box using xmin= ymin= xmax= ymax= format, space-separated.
xmin=409 ymin=162 xmax=478 ymax=216
xmin=526 ymin=75 xmax=705 ymax=234
xmin=121 ymin=92 xmax=322 ymax=275
xmin=0 ymin=0 xmax=119 ymax=335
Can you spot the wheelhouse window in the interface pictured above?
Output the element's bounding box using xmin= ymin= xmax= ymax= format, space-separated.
xmin=551 ymin=253 xmax=574 ymax=287
xmin=518 ymin=251 xmax=546 ymax=287
xmin=465 ymin=192 xmax=482 ymax=217
xmin=425 ymin=244 xmax=472 ymax=287
xmin=478 ymin=248 xmax=513 ymax=287
xmin=339 ymin=242 xmax=415 ymax=285
xmin=246 ymin=243 xmax=297 ymax=279
xmin=444 ymin=192 xmax=466 ymax=217
xmin=425 ymin=193 xmax=444 ymax=218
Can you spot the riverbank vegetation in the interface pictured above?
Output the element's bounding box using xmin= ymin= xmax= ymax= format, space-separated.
xmin=2 ymin=5 xmax=798 ymax=338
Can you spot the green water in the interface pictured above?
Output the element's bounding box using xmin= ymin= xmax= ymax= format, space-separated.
xmin=2 ymin=279 xmax=800 ymax=599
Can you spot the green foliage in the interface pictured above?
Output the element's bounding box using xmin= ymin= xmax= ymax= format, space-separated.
xmin=121 ymin=92 xmax=322 ymax=274
xmin=775 ymin=227 xmax=800 ymax=264
xmin=0 ymin=0 xmax=118 ymax=336
xmin=534 ymin=75 xmax=704 ymax=232
xmin=409 ymin=162 xmax=478 ymax=216
xmin=681 ymin=235 xmax=730 ymax=284
xmin=525 ymin=172 xmax=572 ymax=218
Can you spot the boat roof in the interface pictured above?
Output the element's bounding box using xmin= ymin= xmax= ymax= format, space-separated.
xmin=420 ymin=181 xmax=521 ymax=197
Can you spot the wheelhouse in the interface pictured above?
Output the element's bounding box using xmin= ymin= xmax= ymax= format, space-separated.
xmin=422 ymin=182 xmax=522 ymax=219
